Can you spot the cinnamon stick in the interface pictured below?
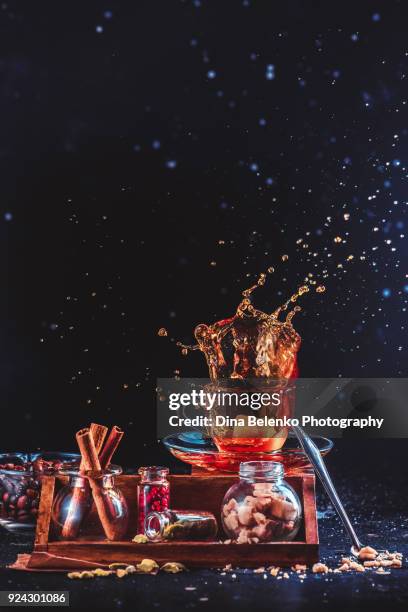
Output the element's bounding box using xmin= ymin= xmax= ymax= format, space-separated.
xmin=76 ymin=428 xmax=125 ymax=541
xmin=99 ymin=426 xmax=124 ymax=469
xmin=76 ymin=427 xmax=101 ymax=472
xmin=82 ymin=423 xmax=108 ymax=467
xmin=61 ymin=423 xmax=107 ymax=540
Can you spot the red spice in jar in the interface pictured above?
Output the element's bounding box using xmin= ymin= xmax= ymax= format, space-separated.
xmin=137 ymin=467 xmax=170 ymax=534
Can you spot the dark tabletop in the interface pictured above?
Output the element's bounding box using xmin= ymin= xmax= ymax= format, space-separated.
xmin=0 ymin=440 xmax=407 ymax=611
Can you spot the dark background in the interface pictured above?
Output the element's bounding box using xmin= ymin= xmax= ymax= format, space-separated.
xmin=1 ymin=0 xmax=408 ymax=466
xmin=1 ymin=3 xmax=408 ymax=610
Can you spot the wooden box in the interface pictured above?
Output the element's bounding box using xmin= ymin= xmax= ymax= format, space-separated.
xmin=27 ymin=473 xmax=318 ymax=570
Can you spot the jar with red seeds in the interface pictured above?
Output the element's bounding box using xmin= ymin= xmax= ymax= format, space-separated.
xmin=137 ymin=467 xmax=170 ymax=534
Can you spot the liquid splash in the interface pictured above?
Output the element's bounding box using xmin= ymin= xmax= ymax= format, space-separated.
xmin=174 ymin=270 xmax=325 ymax=454
xmin=177 ymin=270 xmax=319 ymax=381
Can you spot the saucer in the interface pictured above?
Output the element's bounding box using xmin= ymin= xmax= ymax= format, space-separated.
xmin=163 ymin=431 xmax=333 ymax=473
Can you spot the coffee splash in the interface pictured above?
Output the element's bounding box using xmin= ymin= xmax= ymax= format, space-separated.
xmin=177 ymin=270 xmax=324 ymax=381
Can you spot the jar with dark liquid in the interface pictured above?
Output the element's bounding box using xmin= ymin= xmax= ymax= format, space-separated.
xmin=137 ymin=466 xmax=170 ymax=533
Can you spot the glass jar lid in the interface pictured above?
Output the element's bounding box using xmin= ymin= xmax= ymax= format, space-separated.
xmin=138 ymin=466 xmax=169 ymax=481
xmin=239 ymin=460 xmax=283 ymax=481
xmin=144 ymin=511 xmax=169 ymax=541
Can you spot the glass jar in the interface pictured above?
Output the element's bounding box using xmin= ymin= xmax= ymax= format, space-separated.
xmin=52 ymin=465 xmax=128 ymax=540
xmin=137 ymin=466 xmax=170 ymax=533
xmin=0 ymin=452 xmax=80 ymax=534
xmin=221 ymin=461 xmax=301 ymax=543
xmin=145 ymin=509 xmax=217 ymax=542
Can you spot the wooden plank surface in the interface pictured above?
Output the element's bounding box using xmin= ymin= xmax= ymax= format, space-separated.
xmin=34 ymin=475 xmax=55 ymax=550
xmin=302 ymin=474 xmax=319 ymax=545
xmin=32 ymin=541 xmax=319 ymax=569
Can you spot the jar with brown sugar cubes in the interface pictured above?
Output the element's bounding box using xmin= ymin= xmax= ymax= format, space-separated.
xmin=221 ymin=461 xmax=302 ymax=543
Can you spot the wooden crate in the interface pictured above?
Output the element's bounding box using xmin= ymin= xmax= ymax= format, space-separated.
xmin=28 ymin=473 xmax=318 ymax=570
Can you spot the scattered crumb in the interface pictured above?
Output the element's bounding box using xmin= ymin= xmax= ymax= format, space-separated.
xmin=136 ymin=558 xmax=159 ymax=574
xmin=292 ymin=564 xmax=307 ymax=572
xmin=65 ymin=547 xmax=403 ymax=582
xmin=363 ymin=561 xmax=380 ymax=568
xmin=358 ymin=548 xmax=403 ymax=569
xmin=389 ymin=551 xmax=402 ymax=560
xmin=67 ymin=572 xmax=82 ymax=580
xmin=93 ymin=568 xmax=113 ymax=577
xmin=357 ymin=546 xmax=378 ymax=561
xmin=67 ymin=571 xmax=95 ymax=580
xmin=67 ymin=559 xmax=194 ymax=579
xmin=312 ymin=563 xmax=329 ymax=574
xmin=161 ymin=562 xmax=187 ymax=574
xmin=132 ymin=534 xmax=149 ymax=544
xmin=349 ymin=561 xmax=365 ymax=572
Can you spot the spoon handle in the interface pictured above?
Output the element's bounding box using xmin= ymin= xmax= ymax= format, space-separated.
xmin=292 ymin=425 xmax=363 ymax=552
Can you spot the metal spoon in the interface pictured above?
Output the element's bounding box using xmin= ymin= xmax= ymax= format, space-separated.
xmin=292 ymin=424 xmax=363 ymax=555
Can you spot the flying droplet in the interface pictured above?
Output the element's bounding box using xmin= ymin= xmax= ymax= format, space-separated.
xmin=298 ymin=285 xmax=309 ymax=296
